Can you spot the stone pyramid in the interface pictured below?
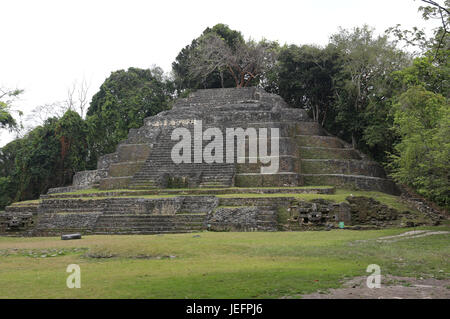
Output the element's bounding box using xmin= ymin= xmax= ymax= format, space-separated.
xmin=53 ymin=87 xmax=396 ymax=195
xmin=1 ymin=88 xmax=405 ymax=236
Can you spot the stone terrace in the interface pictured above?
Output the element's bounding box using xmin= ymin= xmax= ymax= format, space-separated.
xmin=50 ymin=87 xmax=398 ymax=194
xmin=0 ymin=88 xmax=403 ymax=236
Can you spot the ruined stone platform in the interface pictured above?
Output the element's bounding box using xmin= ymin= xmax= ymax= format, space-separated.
xmin=1 ymin=188 xmax=431 ymax=236
xmin=48 ymin=87 xmax=398 ymax=194
xmin=1 ymin=88 xmax=405 ymax=236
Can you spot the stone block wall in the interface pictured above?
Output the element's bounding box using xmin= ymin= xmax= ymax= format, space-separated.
xmin=73 ymin=169 xmax=108 ymax=187
xmin=46 ymin=87 xmax=399 ymax=197
xmin=206 ymin=206 xmax=277 ymax=231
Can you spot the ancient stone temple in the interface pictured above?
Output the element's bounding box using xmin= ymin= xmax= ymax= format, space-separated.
xmin=51 ymin=87 xmax=397 ymax=194
xmin=0 ymin=88 xmax=405 ymax=236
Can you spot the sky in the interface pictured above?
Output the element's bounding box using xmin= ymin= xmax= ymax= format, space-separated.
xmin=0 ymin=0 xmax=440 ymax=146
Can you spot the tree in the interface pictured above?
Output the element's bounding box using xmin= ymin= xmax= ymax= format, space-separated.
xmin=386 ymin=0 xmax=449 ymax=62
xmin=330 ymin=25 xmax=410 ymax=150
xmin=26 ymin=102 xmax=67 ymax=128
xmin=0 ymin=88 xmax=23 ymax=130
xmin=65 ymin=78 xmax=90 ymax=119
xmin=55 ymin=110 xmax=90 ymax=184
xmin=273 ymin=44 xmax=340 ymax=125
xmin=187 ymin=33 xmax=278 ymax=88
xmin=391 ymin=55 xmax=449 ymax=96
xmin=13 ymin=117 xmax=61 ymax=201
xmin=0 ymin=139 xmax=24 ymax=209
xmin=86 ymin=67 xmax=174 ymax=161
xmin=172 ymin=24 xmax=245 ymax=91
xmin=419 ymin=0 xmax=449 ymax=61
xmin=26 ymin=79 xmax=91 ymax=128
xmin=0 ymin=110 xmax=91 ymax=207
xmin=388 ymin=86 xmax=449 ymax=208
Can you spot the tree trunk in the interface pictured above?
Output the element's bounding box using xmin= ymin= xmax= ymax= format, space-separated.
xmin=220 ymin=71 xmax=224 ymax=88
xmin=351 ymin=133 xmax=357 ymax=149
xmin=321 ymin=104 xmax=328 ymax=127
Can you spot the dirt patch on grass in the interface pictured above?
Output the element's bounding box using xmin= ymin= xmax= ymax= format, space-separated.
xmin=301 ymin=275 xmax=450 ymax=299
xmin=377 ymin=230 xmax=449 ymax=242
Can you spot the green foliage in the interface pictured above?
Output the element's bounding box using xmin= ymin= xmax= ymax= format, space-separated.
xmin=13 ymin=117 xmax=61 ymax=200
xmin=330 ymin=25 xmax=410 ymax=153
xmin=387 ymin=46 xmax=449 ymax=207
xmin=388 ymin=86 xmax=450 ymax=208
xmin=0 ymin=102 xmax=16 ymax=129
xmin=387 ymin=0 xmax=449 ymax=63
xmin=166 ymin=176 xmax=189 ymax=189
xmin=55 ymin=110 xmax=90 ymax=177
xmin=0 ymin=88 xmax=23 ymax=130
xmin=272 ymin=26 xmax=410 ymax=162
xmin=188 ymin=33 xmax=278 ymax=88
xmin=172 ymin=23 xmax=246 ymax=91
xmin=0 ymin=111 xmax=91 ymax=207
xmin=276 ymin=206 xmax=289 ymax=230
xmin=391 ymin=55 xmax=449 ymax=96
xmin=86 ymin=67 xmax=174 ymax=161
xmin=272 ymin=44 xmax=340 ymax=124
xmin=0 ymin=176 xmax=13 ymax=209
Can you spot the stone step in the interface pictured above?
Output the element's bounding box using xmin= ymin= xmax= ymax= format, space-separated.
xmin=108 ymin=161 xmax=146 ymax=178
xmin=200 ymin=176 xmax=233 ymax=180
xmin=43 ymin=187 xmax=335 ymax=199
xmin=235 ymin=173 xmax=300 ymax=187
xmin=94 ymin=221 xmax=204 ymax=229
xmin=295 ymin=122 xmax=327 ymax=136
xmin=97 ymin=153 xmax=119 ymax=171
xmin=98 ymin=214 xmax=206 ymax=219
xmin=94 ymin=223 xmax=204 ymax=229
xmin=301 ymin=174 xmax=399 ymax=195
xmin=199 ymin=184 xmax=231 ymax=188
xmin=117 ymin=144 xmax=152 ymax=162
xmin=137 ymin=163 xmax=235 ymax=169
xmin=135 ymin=169 xmax=235 ymax=175
xmin=295 ymin=135 xmax=347 ymax=148
xmin=5 ymin=205 xmax=39 ymax=213
xmin=300 ymin=159 xmax=387 ymax=178
xmin=199 ymin=182 xmax=232 ymax=186
xmin=299 ymin=146 xmax=361 ymax=160
xmin=236 ymin=156 xmax=299 ymax=174
xmin=99 ymin=177 xmax=132 ymax=190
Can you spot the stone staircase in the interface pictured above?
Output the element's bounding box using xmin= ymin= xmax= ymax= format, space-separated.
xmin=253 ymin=206 xmax=279 ymax=231
xmin=93 ymin=214 xmax=206 ymax=234
xmin=295 ymin=122 xmax=398 ymax=194
xmin=129 ymin=127 xmax=236 ymax=189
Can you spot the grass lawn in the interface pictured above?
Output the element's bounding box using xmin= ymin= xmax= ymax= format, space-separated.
xmin=0 ymin=225 xmax=448 ymax=298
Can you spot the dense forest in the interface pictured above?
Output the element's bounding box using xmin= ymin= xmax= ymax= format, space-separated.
xmin=0 ymin=2 xmax=448 ymax=210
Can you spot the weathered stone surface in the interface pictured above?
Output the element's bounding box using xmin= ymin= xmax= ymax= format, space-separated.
xmin=46 ymin=87 xmax=398 ymax=195
xmin=61 ymin=233 xmax=82 ymax=240
xmin=41 ymin=186 xmax=335 ymax=199
xmin=73 ymin=169 xmax=108 ymax=186
xmin=0 ymin=88 xmax=410 ymax=236
xmin=0 ymin=193 xmax=438 ymax=236
xmin=207 ymin=206 xmax=277 ymax=231
xmin=345 ymin=196 xmax=400 ymax=227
